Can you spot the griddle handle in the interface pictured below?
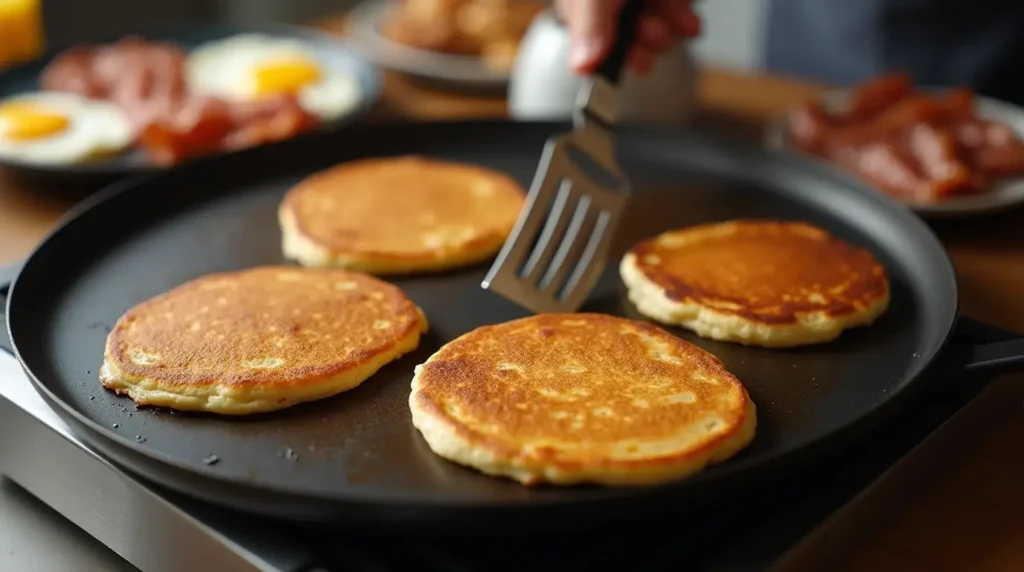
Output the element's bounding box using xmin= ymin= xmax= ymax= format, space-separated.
xmin=0 ymin=261 xmax=17 ymax=355
xmin=946 ymin=317 xmax=1024 ymax=378
xmin=595 ymin=0 xmax=644 ymax=85
xmin=960 ymin=339 xmax=1024 ymax=376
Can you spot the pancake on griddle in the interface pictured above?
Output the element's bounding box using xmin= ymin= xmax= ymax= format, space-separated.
xmin=279 ymin=156 xmax=526 ymax=274
xmin=100 ymin=266 xmax=428 ymax=415
xmin=621 ymin=220 xmax=890 ymax=348
xmin=409 ymin=313 xmax=756 ymax=486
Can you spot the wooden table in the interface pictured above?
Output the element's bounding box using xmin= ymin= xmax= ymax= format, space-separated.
xmin=1 ymin=22 xmax=1023 ymax=571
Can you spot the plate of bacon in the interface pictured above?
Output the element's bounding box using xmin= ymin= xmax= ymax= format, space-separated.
xmin=0 ymin=25 xmax=381 ymax=182
xmin=764 ymin=73 xmax=1024 ymax=218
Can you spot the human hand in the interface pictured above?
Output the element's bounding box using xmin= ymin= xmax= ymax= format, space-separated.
xmin=555 ymin=0 xmax=701 ymax=75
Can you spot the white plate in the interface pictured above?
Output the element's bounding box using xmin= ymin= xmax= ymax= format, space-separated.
xmin=345 ymin=0 xmax=509 ymax=90
xmin=764 ymin=89 xmax=1024 ymax=219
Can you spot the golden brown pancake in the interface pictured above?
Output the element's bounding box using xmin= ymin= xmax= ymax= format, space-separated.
xmin=279 ymin=156 xmax=526 ymax=274
xmin=99 ymin=266 xmax=428 ymax=415
xmin=620 ymin=220 xmax=890 ymax=347
xmin=409 ymin=313 xmax=756 ymax=486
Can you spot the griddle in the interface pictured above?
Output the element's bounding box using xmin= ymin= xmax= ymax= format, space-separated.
xmin=6 ymin=121 xmax=1024 ymax=532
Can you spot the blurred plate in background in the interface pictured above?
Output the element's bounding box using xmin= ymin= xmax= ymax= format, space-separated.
xmin=0 ymin=24 xmax=382 ymax=188
xmin=764 ymin=89 xmax=1024 ymax=219
xmin=345 ymin=0 xmax=509 ymax=91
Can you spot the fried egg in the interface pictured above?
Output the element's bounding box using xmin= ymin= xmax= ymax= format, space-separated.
xmin=186 ymin=34 xmax=362 ymax=121
xmin=0 ymin=92 xmax=133 ymax=165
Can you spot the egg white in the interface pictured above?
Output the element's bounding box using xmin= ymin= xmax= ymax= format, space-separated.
xmin=186 ymin=34 xmax=362 ymax=121
xmin=0 ymin=92 xmax=134 ymax=165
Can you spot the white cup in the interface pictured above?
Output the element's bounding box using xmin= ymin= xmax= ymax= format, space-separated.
xmin=509 ymin=8 xmax=699 ymax=124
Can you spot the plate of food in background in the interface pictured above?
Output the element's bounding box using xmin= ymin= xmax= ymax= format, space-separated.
xmin=0 ymin=25 xmax=381 ymax=185
xmin=764 ymin=73 xmax=1024 ymax=218
xmin=346 ymin=0 xmax=545 ymax=90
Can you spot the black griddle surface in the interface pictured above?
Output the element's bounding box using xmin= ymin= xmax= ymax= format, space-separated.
xmin=9 ymin=122 xmax=956 ymax=517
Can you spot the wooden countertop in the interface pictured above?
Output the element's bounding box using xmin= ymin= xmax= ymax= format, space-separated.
xmin=1 ymin=18 xmax=1022 ymax=572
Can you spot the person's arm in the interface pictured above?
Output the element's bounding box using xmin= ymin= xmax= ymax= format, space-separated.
xmin=555 ymin=0 xmax=701 ymax=74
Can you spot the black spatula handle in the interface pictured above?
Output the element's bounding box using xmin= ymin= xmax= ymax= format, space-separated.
xmin=595 ymin=0 xmax=645 ymax=85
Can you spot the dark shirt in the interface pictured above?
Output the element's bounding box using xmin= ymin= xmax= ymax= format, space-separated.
xmin=765 ymin=0 xmax=1024 ymax=104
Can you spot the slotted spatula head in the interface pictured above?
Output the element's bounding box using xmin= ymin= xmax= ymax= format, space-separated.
xmin=482 ymin=0 xmax=643 ymax=314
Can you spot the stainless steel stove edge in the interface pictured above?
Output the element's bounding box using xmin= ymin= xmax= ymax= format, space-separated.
xmin=0 ymin=353 xmax=317 ymax=572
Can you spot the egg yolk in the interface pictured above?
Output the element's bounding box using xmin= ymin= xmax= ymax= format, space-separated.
xmin=0 ymin=102 xmax=69 ymax=141
xmin=252 ymin=58 xmax=322 ymax=97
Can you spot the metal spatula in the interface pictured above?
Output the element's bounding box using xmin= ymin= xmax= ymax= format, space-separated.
xmin=482 ymin=0 xmax=643 ymax=314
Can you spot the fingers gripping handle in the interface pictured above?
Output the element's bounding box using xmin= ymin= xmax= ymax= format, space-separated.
xmin=595 ymin=0 xmax=644 ymax=85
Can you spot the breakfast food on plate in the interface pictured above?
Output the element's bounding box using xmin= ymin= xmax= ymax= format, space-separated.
xmin=41 ymin=35 xmax=189 ymax=117
xmin=0 ymin=92 xmax=133 ymax=164
xmin=33 ymin=33 xmax=361 ymax=166
xmin=279 ymin=156 xmax=526 ymax=274
xmin=410 ymin=313 xmax=756 ymax=486
xmin=382 ymin=0 xmax=545 ymax=72
xmin=185 ymin=34 xmax=362 ymax=121
xmin=136 ymin=95 xmax=317 ymax=166
xmin=786 ymin=72 xmax=1024 ymax=203
xmin=621 ymin=220 xmax=890 ymax=348
xmin=99 ymin=266 xmax=427 ymax=415
xmin=40 ymin=35 xmax=323 ymax=166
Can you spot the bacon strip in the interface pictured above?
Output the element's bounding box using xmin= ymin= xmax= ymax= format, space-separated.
xmin=40 ymin=36 xmax=321 ymax=166
xmin=787 ymin=73 xmax=1024 ymax=202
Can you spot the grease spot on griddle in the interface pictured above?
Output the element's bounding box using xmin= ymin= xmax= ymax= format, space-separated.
xmin=86 ymin=321 xmax=112 ymax=334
